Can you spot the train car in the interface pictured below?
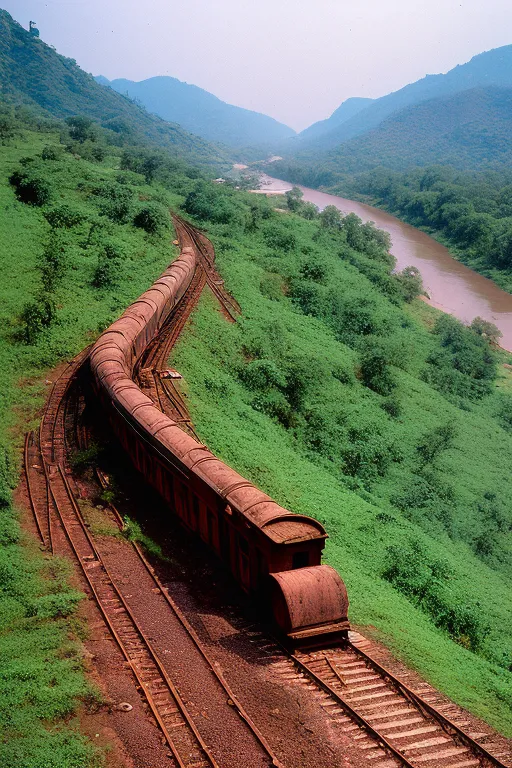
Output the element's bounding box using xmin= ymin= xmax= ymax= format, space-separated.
xmin=89 ymin=244 xmax=349 ymax=647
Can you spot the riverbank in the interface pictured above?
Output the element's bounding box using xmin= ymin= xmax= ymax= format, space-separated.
xmin=257 ymin=174 xmax=512 ymax=352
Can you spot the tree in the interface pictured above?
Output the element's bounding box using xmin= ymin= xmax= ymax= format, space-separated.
xmin=285 ymin=186 xmax=303 ymax=212
xmin=470 ymin=317 xmax=502 ymax=346
xmin=133 ymin=202 xmax=169 ymax=235
xmin=65 ymin=116 xmax=97 ymax=144
xmin=320 ymin=205 xmax=343 ymax=230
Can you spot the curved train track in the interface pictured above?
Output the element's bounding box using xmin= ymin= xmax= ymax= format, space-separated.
xmin=23 ymin=215 xmax=511 ymax=768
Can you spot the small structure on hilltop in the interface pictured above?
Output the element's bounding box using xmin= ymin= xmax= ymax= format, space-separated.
xmin=29 ymin=21 xmax=40 ymax=37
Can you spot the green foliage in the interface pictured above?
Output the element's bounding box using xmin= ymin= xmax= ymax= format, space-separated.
xmin=9 ymin=167 xmax=52 ymax=206
xmin=423 ymin=314 xmax=497 ymax=402
xmin=360 ymin=342 xmax=397 ymax=395
xmin=44 ymin=204 xmax=84 ymax=229
xmin=64 ymin=116 xmax=98 ymax=144
xmin=395 ymin=265 xmax=424 ymax=302
xmin=38 ymin=233 xmax=68 ymax=292
xmin=20 ymin=294 xmax=57 ymax=343
xmin=184 ymin=181 xmax=242 ymax=224
xmin=133 ymin=201 xmax=169 ymax=234
xmin=263 ymin=222 xmax=297 ymax=252
xmin=93 ymin=240 xmax=125 ymax=288
xmin=416 ymin=422 xmax=458 ymax=465
xmin=383 ymin=539 xmax=489 ymax=651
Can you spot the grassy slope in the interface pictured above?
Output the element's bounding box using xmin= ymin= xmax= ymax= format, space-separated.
xmin=172 ymin=216 xmax=512 ymax=735
xmin=0 ymin=10 xmax=227 ymax=168
xmin=0 ymin=128 xmax=183 ymax=767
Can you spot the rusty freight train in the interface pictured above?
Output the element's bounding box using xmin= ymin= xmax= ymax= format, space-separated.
xmin=89 ymin=232 xmax=349 ymax=647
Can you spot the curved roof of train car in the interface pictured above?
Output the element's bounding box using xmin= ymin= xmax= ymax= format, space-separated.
xmin=90 ymin=248 xmax=327 ymax=546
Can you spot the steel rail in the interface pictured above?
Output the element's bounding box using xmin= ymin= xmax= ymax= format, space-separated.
xmin=347 ymin=640 xmax=509 ymax=768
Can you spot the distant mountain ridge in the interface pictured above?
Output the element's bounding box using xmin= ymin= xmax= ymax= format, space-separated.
xmin=272 ymin=84 xmax=512 ymax=188
xmin=97 ymin=75 xmax=296 ymax=148
xmin=297 ymin=44 xmax=512 ymax=151
xmin=298 ymin=97 xmax=374 ymax=142
xmin=0 ymin=10 xmax=227 ymax=166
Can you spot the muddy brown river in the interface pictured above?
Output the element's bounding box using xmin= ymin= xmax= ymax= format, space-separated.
xmin=257 ymin=174 xmax=512 ymax=351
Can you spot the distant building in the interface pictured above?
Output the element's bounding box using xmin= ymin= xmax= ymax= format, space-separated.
xmin=213 ymin=178 xmax=226 ymax=184
xmin=29 ymin=21 xmax=40 ymax=37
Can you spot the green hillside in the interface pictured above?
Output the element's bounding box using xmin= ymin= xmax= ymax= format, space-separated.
xmin=298 ymin=44 xmax=512 ymax=150
xmin=0 ymin=10 xmax=227 ymax=168
xmin=272 ymin=85 xmax=512 ymax=189
xmin=171 ymin=184 xmax=512 ymax=731
xmin=1 ymin=20 xmax=512 ymax=766
xmin=174 ymin=185 xmax=512 ymax=735
xmin=98 ymin=75 xmax=296 ymax=148
xmin=298 ymin=97 xmax=374 ymax=143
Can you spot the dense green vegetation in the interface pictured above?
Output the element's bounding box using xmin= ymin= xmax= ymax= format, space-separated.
xmin=1 ymin=18 xmax=512 ymax=760
xmin=0 ymin=108 xmax=201 ymax=766
xmin=98 ymin=75 xmax=295 ymax=148
xmin=334 ymin=164 xmax=512 ymax=292
xmin=0 ymin=10 xmax=227 ymax=168
xmin=174 ymin=181 xmax=512 ymax=733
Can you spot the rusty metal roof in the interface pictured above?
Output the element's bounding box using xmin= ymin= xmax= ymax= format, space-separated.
xmin=90 ymin=246 xmax=326 ymax=547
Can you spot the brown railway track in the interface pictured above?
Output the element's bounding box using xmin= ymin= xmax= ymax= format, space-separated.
xmin=23 ymin=216 xmax=511 ymax=768
xmin=240 ymin=626 xmax=511 ymax=768
xmin=24 ymin=221 xmax=282 ymax=768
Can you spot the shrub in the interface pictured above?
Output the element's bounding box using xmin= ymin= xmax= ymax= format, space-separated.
xmin=9 ymin=169 xmax=52 ymax=206
xmin=383 ymin=539 xmax=489 ymax=651
xmin=21 ymin=295 xmax=57 ymax=343
xmin=360 ymin=343 xmax=396 ymax=395
xmin=93 ymin=241 xmax=124 ymax=288
xmin=41 ymin=145 xmax=62 ymax=161
xmin=184 ymin=181 xmax=241 ymax=224
xmin=239 ymin=359 xmax=286 ymax=392
xmin=44 ymin=205 xmax=84 ymax=229
xmin=394 ymin=265 xmax=423 ymax=302
xmin=300 ymin=259 xmax=328 ymax=282
xmin=38 ymin=234 xmax=68 ymax=292
xmin=470 ymin=317 xmax=502 ymax=346
xmin=259 ymin=273 xmax=285 ymax=301
xmin=263 ymin=222 xmax=297 ymax=252
xmin=416 ymin=422 xmax=457 ymax=464
xmin=133 ymin=201 xmax=169 ymax=234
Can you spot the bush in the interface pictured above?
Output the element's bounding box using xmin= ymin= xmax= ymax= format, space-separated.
xmin=263 ymin=222 xmax=297 ymax=252
xmin=9 ymin=169 xmax=52 ymax=206
xmin=416 ymin=422 xmax=457 ymax=465
xmin=239 ymin=359 xmax=286 ymax=392
xmin=184 ymin=180 xmax=241 ymax=224
xmin=133 ymin=201 xmax=169 ymax=234
xmin=360 ymin=343 xmax=396 ymax=395
xmin=383 ymin=539 xmax=489 ymax=651
xmin=395 ymin=265 xmax=423 ymax=302
xmin=44 ymin=205 xmax=84 ymax=229
xmin=20 ymin=295 xmax=57 ymax=343
xmin=41 ymin=145 xmax=62 ymax=161
xmin=93 ymin=241 xmax=124 ymax=288
xmin=38 ymin=234 xmax=68 ymax=292
xmin=259 ymin=273 xmax=285 ymax=301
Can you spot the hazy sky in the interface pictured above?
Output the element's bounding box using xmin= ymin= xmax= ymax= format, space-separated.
xmin=3 ymin=0 xmax=512 ymax=131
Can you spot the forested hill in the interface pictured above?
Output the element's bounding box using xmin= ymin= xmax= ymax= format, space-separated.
xmin=97 ymin=75 xmax=296 ymax=148
xmin=271 ymin=85 xmax=512 ymax=188
xmin=0 ymin=10 xmax=227 ymax=167
xmin=297 ymin=97 xmax=374 ymax=144
xmin=297 ymin=44 xmax=512 ymax=151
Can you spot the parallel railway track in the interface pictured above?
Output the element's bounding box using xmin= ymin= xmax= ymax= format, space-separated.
xmin=22 ymin=215 xmax=511 ymax=768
